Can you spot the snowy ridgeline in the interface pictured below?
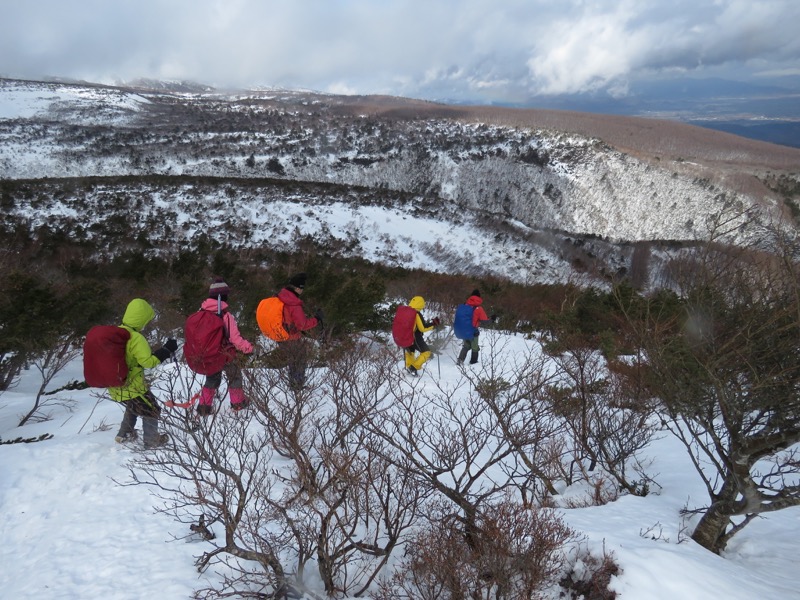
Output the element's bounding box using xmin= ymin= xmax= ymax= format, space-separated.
xmin=2 ymin=329 xmax=800 ymax=599
xmin=0 ymin=78 xmax=787 ymax=249
xmin=3 ymin=175 xmax=617 ymax=286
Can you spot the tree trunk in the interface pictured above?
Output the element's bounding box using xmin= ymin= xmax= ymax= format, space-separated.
xmin=690 ymin=480 xmax=741 ymax=554
xmin=691 ymin=505 xmax=731 ymax=554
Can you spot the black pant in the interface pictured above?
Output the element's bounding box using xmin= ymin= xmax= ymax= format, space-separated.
xmin=277 ymin=338 xmax=310 ymax=387
xmin=203 ymin=360 xmax=243 ymax=389
xmin=412 ymin=330 xmax=430 ymax=353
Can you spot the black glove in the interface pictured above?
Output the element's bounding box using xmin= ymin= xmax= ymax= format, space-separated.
xmin=314 ymin=308 xmax=325 ymax=327
xmin=490 ymin=314 xmax=498 ymax=323
xmin=154 ymin=339 xmax=178 ymax=362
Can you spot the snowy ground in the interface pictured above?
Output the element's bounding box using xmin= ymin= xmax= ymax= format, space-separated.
xmin=2 ymin=329 xmax=800 ymax=599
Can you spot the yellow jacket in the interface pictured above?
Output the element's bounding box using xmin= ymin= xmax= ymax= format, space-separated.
xmin=409 ymin=296 xmax=434 ymax=334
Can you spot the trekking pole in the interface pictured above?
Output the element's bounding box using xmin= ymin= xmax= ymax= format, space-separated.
xmin=431 ymin=324 xmax=442 ymax=378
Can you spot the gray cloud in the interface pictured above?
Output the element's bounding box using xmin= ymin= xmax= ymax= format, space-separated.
xmin=1 ymin=0 xmax=798 ymax=101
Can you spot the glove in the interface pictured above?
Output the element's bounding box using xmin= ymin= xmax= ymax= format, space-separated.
xmin=490 ymin=314 xmax=498 ymax=323
xmin=432 ymin=317 xmax=441 ymax=328
xmin=165 ymin=338 xmax=179 ymax=354
xmin=314 ymin=308 xmax=325 ymax=327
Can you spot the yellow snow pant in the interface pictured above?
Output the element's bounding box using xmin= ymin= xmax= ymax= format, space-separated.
xmin=405 ymin=349 xmax=432 ymax=371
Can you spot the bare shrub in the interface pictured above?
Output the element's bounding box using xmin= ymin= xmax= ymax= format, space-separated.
xmin=125 ymin=333 xmax=630 ymax=596
xmin=559 ymin=474 xmax=619 ymax=509
xmin=559 ymin=543 xmax=620 ymax=600
xmin=18 ymin=334 xmax=81 ymax=426
xmin=360 ymin=337 xmax=571 ymax=551
xmin=247 ymin=341 xmax=423 ymax=596
xmin=127 ymin=402 xmax=290 ymax=598
xmin=459 ymin=335 xmax=566 ymax=501
xmin=130 ymin=339 xmax=424 ymax=599
xmin=547 ymin=344 xmax=659 ymax=499
xmin=375 ymin=498 xmax=578 ymax=600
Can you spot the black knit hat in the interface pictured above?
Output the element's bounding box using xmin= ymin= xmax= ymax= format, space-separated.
xmin=209 ymin=277 xmax=230 ymax=299
xmin=288 ymin=272 xmax=307 ymax=289
xmin=471 ymin=289 xmax=481 ymax=297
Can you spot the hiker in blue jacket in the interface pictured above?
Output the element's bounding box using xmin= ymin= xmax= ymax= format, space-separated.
xmin=454 ymin=289 xmax=491 ymax=365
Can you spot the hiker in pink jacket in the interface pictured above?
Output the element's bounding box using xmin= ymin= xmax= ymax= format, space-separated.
xmin=197 ymin=278 xmax=253 ymax=415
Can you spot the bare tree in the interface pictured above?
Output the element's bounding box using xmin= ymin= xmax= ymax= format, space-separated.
xmin=548 ymin=344 xmax=660 ymax=497
xmin=629 ymin=241 xmax=651 ymax=290
xmin=459 ymin=336 xmax=565 ymax=501
xmin=127 ymin=340 xmax=425 ymax=598
xmin=18 ymin=334 xmax=81 ymax=427
xmin=636 ymin=224 xmax=800 ymax=553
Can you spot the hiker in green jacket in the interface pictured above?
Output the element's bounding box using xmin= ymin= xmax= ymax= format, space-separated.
xmin=110 ymin=298 xmax=177 ymax=448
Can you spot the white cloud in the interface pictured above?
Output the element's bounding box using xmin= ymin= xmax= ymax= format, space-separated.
xmin=1 ymin=0 xmax=798 ymax=101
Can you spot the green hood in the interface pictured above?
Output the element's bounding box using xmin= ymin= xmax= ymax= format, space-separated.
xmin=121 ymin=298 xmax=155 ymax=331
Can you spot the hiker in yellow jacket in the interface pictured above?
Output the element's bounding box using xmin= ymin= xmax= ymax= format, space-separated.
xmin=395 ymin=296 xmax=440 ymax=376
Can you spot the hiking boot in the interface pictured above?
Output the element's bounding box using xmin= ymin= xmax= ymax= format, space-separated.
xmin=196 ymin=404 xmax=214 ymax=417
xmin=231 ymin=398 xmax=250 ymax=412
xmin=406 ymin=366 xmax=418 ymax=376
xmin=457 ymin=347 xmax=469 ymax=365
xmin=114 ymin=430 xmax=138 ymax=444
xmin=144 ymin=433 xmax=169 ymax=449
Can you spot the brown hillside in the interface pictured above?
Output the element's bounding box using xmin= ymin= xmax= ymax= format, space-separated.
xmin=332 ymin=94 xmax=800 ymax=173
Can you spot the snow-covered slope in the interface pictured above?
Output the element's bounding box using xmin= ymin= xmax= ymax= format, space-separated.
xmin=3 ymin=332 xmax=800 ymax=599
xmin=1 ymin=78 xmax=798 ymax=285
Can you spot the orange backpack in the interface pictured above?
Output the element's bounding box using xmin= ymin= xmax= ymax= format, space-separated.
xmin=257 ymin=296 xmax=290 ymax=341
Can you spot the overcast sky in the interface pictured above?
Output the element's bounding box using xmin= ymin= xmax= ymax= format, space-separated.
xmin=2 ymin=0 xmax=799 ymax=103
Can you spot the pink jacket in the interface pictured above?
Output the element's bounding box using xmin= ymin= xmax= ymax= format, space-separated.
xmin=278 ymin=287 xmax=318 ymax=340
xmin=200 ymin=298 xmax=253 ymax=354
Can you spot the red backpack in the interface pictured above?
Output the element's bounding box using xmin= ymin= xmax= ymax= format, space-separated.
xmin=392 ymin=305 xmax=418 ymax=348
xmin=184 ymin=309 xmax=234 ymax=375
xmin=83 ymin=326 xmax=131 ymax=387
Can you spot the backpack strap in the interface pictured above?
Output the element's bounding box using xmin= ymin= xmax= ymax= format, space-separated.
xmin=282 ymin=300 xmax=297 ymax=335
